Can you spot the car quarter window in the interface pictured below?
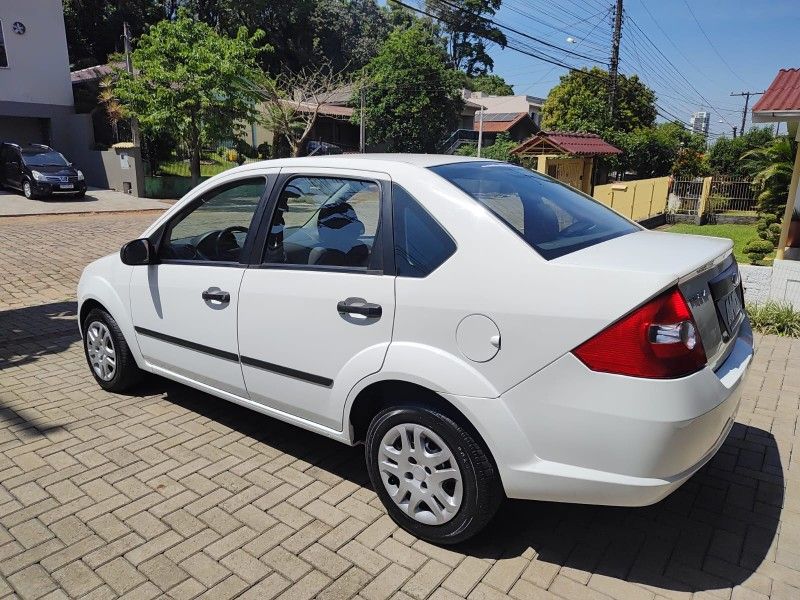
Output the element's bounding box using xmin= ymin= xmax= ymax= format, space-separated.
xmin=159 ymin=177 xmax=266 ymax=263
xmin=392 ymin=184 xmax=456 ymax=277
xmin=264 ymin=176 xmax=382 ymax=270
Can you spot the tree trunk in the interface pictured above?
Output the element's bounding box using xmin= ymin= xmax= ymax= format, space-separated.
xmin=190 ymin=145 xmax=201 ymax=188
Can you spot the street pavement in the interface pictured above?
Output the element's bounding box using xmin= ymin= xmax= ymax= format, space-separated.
xmin=0 ymin=211 xmax=798 ymax=599
xmin=0 ymin=189 xmax=171 ymax=217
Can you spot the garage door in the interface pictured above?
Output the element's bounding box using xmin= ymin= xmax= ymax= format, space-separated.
xmin=0 ymin=116 xmax=49 ymax=145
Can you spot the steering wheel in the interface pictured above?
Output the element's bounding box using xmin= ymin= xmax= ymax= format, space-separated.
xmin=214 ymin=225 xmax=248 ymax=259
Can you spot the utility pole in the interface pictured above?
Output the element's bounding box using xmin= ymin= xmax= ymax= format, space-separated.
xmin=730 ymin=91 xmax=764 ymax=136
xmin=476 ymin=106 xmax=484 ymax=158
xmin=359 ymin=85 xmax=366 ymax=153
xmin=123 ymin=22 xmax=140 ymax=146
xmin=608 ymin=0 xmax=624 ymax=123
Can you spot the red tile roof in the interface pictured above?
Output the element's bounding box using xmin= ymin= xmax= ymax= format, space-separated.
xmin=513 ymin=131 xmax=621 ymax=156
xmin=752 ymin=69 xmax=800 ymax=114
xmin=473 ymin=112 xmax=529 ymax=132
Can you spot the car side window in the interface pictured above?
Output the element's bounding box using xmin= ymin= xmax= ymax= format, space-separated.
xmin=264 ymin=176 xmax=382 ymax=270
xmin=392 ymin=184 xmax=456 ymax=278
xmin=159 ymin=177 xmax=266 ymax=263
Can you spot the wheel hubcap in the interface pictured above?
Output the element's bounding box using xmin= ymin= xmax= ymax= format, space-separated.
xmin=377 ymin=423 xmax=463 ymax=525
xmin=86 ymin=321 xmax=116 ymax=381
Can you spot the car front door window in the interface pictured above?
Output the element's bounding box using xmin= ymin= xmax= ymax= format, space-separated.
xmin=161 ymin=177 xmax=266 ymax=263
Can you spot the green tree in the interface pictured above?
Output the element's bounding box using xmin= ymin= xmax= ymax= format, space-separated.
xmin=426 ymin=0 xmax=507 ymax=76
xmin=612 ymin=122 xmax=707 ymax=179
xmin=541 ymin=67 xmax=657 ymax=134
xmin=309 ymin=0 xmax=391 ymax=71
xmin=671 ymin=147 xmax=710 ymax=178
xmin=463 ymin=73 xmax=514 ymax=96
xmin=708 ymin=127 xmax=774 ymax=177
xmin=741 ymin=136 xmax=797 ymax=217
xmin=455 ymin=132 xmax=520 ymax=163
xmin=361 ymin=24 xmax=463 ymax=152
xmin=113 ymin=13 xmax=270 ymax=185
xmin=63 ymin=0 xmax=166 ymax=68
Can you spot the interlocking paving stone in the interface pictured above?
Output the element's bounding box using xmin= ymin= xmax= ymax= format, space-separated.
xmin=0 ymin=211 xmax=799 ymax=598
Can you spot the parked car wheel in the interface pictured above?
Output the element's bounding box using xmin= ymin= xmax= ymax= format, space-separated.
xmin=22 ymin=180 xmax=36 ymax=199
xmin=82 ymin=308 xmax=142 ymax=392
xmin=365 ymin=405 xmax=503 ymax=545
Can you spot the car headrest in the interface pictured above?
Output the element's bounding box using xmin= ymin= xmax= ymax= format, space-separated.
xmin=523 ymin=200 xmax=560 ymax=244
xmin=318 ymin=202 xmax=365 ymax=248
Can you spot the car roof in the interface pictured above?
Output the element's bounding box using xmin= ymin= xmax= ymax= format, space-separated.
xmin=232 ymin=153 xmax=494 ymax=173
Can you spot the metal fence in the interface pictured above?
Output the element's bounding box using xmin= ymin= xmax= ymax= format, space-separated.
xmin=707 ymin=176 xmax=759 ymax=215
xmin=668 ymin=176 xmax=760 ymax=219
xmin=670 ymin=177 xmax=704 ymax=216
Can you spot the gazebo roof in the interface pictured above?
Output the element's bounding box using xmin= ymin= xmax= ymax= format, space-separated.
xmin=512 ymin=131 xmax=621 ymax=156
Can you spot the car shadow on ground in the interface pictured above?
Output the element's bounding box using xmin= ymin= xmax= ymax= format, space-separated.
xmin=0 ymin=300 xmax=79 ymax=371
xmin=147 ymin=377 xmax=782 ymax=595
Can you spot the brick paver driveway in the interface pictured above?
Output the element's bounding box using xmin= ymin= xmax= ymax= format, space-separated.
xmin=1 ymin=212 xmax=798 ymax=600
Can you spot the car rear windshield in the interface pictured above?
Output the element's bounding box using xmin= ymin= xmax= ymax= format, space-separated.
xmin=430 ymin=161 xmax=639 ymax=260
xmin=21 ymin=150 xmax=69 ymax=167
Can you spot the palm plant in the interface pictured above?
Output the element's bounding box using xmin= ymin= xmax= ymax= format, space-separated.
xmin=98 ymin=75 xmax=126 ymax=143
xmin=741 ymin=136 xmax=797 ymax=217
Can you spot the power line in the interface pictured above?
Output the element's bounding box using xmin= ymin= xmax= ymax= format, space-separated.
xmin=681 ymin=0 xmax=751 ymax=87
xmin=730 ymin=90 xmax=765 ymax=135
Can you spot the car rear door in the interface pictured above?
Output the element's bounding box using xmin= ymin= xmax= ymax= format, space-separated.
xmin=129 ymin=172 xmax=276 ymax=397
xmin=237 ymin=168 xmax=395 ymax=431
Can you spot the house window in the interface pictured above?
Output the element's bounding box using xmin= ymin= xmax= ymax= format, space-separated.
xmin=0 ymin=20 xmax=8 ymax=68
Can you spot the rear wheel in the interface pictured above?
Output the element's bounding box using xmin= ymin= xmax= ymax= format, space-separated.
xmin=365 ymin=405 xmax=502 ymax=545
xmin=82 ymin=308 xmax=142 ymax=392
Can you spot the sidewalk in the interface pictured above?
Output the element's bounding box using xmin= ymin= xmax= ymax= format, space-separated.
xmin=0 ymin=188 xmax=173 ymax=217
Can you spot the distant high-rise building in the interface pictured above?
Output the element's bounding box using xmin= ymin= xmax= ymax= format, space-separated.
xmin=690 ymin=111 xmax=710 ymax=135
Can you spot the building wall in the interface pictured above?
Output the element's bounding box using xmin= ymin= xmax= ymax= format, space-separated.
xmin=0 ymin=0 xmax=73 ymax=106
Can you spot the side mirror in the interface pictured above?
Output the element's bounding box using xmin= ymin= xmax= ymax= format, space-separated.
xmin=120 ymin=238 xmax=155 ymax=265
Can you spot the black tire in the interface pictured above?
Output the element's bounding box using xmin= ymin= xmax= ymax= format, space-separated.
xmin=365 ymin=405 xmax=503 ymax=545
xmin=22 ymin=180 xmax=36 ymax=199
xmin=82 ymin=308 xmax=143 ymax=392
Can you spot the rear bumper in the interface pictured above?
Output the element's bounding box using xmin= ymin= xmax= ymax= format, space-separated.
xmin=444 ymin=320 xmax=753 ymax=506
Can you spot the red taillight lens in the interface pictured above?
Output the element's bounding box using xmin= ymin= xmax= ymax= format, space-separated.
xmin=573 ymin=287 xmax=707 ymax=379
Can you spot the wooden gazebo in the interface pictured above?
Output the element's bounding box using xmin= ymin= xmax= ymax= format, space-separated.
xmin=512 ymin=131 xmax=621 ymax=194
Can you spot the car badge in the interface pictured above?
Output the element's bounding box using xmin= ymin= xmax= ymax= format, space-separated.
xmin=687 ymin=288 xmax=709 ymax=308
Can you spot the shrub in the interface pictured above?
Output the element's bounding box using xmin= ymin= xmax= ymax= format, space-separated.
xmin=257 ymin=142 xmax=271 ymax=159
xmin=707 ymin=194 xmax=729 ymax=213
xmin=747 ymin=301 xmax=800 ymax=337
xmin=743 ymin=238 xmax=774 ymax=264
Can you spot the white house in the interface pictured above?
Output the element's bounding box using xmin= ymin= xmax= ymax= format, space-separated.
xmin=0 ymin=0 xmax=75 ymax=147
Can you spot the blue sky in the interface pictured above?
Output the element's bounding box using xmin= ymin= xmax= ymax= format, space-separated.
xmin=401 ymin=0 xmax=799 ymax=138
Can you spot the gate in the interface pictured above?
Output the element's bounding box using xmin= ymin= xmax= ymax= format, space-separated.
xmin=708 ymin=176 xmax=758 ymax=215
xmin=546 ymin=158 xmax=584 ymax=191
xmin=669 ymin=177 xmax=704 ymax=216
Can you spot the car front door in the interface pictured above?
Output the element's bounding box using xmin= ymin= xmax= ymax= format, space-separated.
xmin=129 ymin=174 xmax=273 ymax=397
xmin=237 ymin=170 xmax=395 ymax=431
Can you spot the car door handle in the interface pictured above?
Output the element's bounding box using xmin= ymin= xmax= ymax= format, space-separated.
xmin=337 ymin=300 xmax=382 ymax=318
xmin=202 ymin=289 xmax=230 ymax=303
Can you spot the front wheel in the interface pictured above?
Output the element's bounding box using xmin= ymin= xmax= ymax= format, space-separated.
xmin=23 ymin=180 xmax=36 ymax=199
xmin=82 ymin=308 xmax=142 ymax=392
xmin=365 ymin=405 xmax=503 ymax=545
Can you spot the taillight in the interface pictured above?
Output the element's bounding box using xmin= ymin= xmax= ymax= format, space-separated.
xmin=573 ymin=287 xmax=707 ymax=378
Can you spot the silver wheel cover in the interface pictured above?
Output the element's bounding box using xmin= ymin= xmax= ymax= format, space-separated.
xmin=86 ymin=321 xmax=116 ymax=381
xmin=377 ymin=423 xmax=463 ymax=525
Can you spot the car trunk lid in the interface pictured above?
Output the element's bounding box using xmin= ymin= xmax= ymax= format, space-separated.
xmin=555 ymin=230 xmax=743 ymax=371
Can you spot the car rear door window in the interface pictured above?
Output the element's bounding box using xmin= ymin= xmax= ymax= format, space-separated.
xmin=264 ymin=176 xmax=382 ymax=270
xmin=392 ymin=184 xmax=456 ymax=277
xmin=430 ymin=161 xmax=639 ymax=260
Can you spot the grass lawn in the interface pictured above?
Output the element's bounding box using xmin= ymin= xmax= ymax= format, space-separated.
xmin=660 ymin=223 xmax=775 ymax=265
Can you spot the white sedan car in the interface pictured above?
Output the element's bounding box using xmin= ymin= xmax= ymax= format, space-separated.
xmin=78 ymin=155 xmax=753 ymax=544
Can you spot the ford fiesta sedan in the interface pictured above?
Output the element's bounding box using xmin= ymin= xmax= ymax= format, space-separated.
xmin=78 ymin=155 xmax=753 ymax=544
